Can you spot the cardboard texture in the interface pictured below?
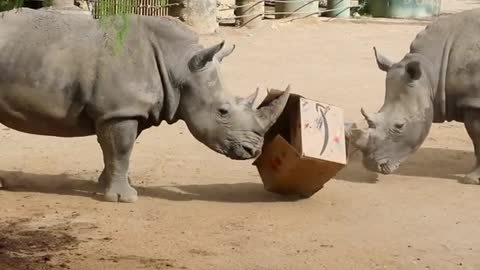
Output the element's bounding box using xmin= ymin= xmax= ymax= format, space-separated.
xmin=253 ymin=89 xmax=348 ymax=198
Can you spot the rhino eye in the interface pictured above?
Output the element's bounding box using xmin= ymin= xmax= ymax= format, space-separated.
xmin=218 ymin=108 xmax=228 ymax=115
xmin=394 ymin=123 xmax=405 ymax=129
xmin=217 ymin=105 xmax=230 ymax=117
xmin=367 ymin=120 xmax=376 ymax=129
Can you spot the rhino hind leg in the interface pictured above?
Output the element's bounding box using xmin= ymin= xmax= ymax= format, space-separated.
xmin=461 ymin=109 xmax=480 ymax=185
xmin=96 ymin=119 xmax=139 ymax=202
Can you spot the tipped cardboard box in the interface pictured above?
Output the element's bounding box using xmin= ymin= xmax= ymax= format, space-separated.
xmin=253 ymin=89 xmax=348 ymax=198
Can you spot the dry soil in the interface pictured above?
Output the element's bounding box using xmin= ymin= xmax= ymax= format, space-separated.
xmin=1 ymin=3 xmax=480 ymax=270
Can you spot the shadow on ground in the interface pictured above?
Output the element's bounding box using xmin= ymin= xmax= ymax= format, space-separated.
xmin=336 ymin=147 xmax=474 ymax=183
xmin=0 ymin=147 xmax=474 ymax=202
xmin=0 ymin=171 xmax=299 ymax=203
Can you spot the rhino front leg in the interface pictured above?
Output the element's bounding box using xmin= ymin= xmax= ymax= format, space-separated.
xmin=96 ymin=119 xmax=139 ymax=202
xmin=461 ymin=109 xmax=480 ymax=185
xmin=98 ymin=167 xmax=132 ymax=188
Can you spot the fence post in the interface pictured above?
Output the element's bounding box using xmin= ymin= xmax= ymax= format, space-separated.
xmin=171 ymin=0 xmax=218 ymax=34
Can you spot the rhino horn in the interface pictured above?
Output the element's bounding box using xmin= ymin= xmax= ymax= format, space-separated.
xmin=361 ymin=107 xmax=376 ymax=128
xmin=241 ymin=87 xmax=259 ymax=109
xmin=255 ymin=85 xmax=291 ymax=132
xmin=345 ymin=122 xmax=369 ymax=151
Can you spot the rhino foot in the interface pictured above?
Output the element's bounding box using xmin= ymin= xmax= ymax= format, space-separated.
xmin=104 ymin=182 xmax=138 ymax=203
xmin=98 ymin=170 xmax=108 ymax=188
xmin=460 ymin=172 xmax=480 ymax=185
xmin=98 ymin=171 xmax=132 ymax=188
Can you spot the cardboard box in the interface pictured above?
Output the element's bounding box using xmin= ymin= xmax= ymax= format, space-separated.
xmin=253 ymin=88 xmax=348 ymax=198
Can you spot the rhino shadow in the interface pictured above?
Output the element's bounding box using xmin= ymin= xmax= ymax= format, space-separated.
xmin=336 ymin=147 xmax=474 ymax=183
xmin=136 ymin=183 xmax=299 ymax=203
xmin=0 ymin=170 xmax=299 ymax=203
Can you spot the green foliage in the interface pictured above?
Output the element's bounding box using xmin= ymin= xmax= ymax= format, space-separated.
xmin=42 ymin=0 xmax=53 ymax=7
xmin=0 ymin=0 xmax=23 ymax=12
xmin=0 ymin=0 xmax=170 ymax=55
xmin=95 ymin=0 xmax=169 ymax=54
xmin=98 ymin=13 xmax=132 ymax=55
xmin=94 ymin=0 xmax=169 ymax=18
xmin=357 ymin=0 xmax=371 ymax=15
xmin=94 ymin=0 xmax=139 ymax=55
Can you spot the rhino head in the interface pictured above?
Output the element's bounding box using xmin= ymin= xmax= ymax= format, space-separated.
xmin=349 ymin=47 xmax=435 ymax=174
xmin=176 ymin=41 xmax=290 ymax=160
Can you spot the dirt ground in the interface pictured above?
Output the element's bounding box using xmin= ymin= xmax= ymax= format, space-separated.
xmin=2 ymin=3 xmax=480 ymax=270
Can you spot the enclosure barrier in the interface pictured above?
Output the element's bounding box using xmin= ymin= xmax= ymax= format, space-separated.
xmin=92 ymin=0 xmax=218 ymax=34
xmin=91 ymin=0 xmax=360 ymax=33
xmin=92 ymin=0 xmax=178 ymax=19
xmin=220 ymin=0 xmax=360 ymax=27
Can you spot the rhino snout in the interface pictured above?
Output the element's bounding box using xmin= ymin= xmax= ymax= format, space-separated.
xmin=362 ymin=156 xmax=400 ymax=175
xmin=226 ymin=143 xmax=261 ymax=160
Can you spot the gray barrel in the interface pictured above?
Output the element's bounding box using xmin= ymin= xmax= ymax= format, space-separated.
xmin=368 ymin=0 xmax=441 ymax=18
xmin=234 ymin=0 xmax=265 ymax=28
xmin=324 ymin=0 xmax=350 ymax=18
xmin=274 ymin=0 xmax=319 ymax=19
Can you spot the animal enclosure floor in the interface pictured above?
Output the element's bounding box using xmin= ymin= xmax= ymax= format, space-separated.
xmin=1 ymin=12 xmax=480 ymax=270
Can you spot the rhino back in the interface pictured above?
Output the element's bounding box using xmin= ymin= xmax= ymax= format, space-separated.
xmin=0 ymin=9 xmax=195 ymax=136
xmin=0 ymin=9 xmax=103 ymax=136
xmin=89 ymin=15 xmax=202 ymax=129
xmin=444 ymin=9 xmax=480 ymax=120
xmin=410 ymin=8 xmax=480 ymax=122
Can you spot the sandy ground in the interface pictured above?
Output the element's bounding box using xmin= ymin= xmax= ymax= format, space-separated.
xmin=2 ymin=2 xmax=480 ymax=270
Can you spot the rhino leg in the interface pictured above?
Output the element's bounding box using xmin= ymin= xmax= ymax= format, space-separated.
xmin=98 ymin=169 xmax=108 ymax=188
xmin=97 ymin=168 xmax=132 ymax=188
xmin=461 ymin=109 xmax=480 ymax=185
xmin=96 ymin=119 xmax=139 ymax=202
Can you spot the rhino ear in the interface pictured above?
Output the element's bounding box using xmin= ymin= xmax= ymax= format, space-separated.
xmin=405 ymin=61 xmax=422 ymax=81
xmin=188 ymin=41 xmax=225 ymax=72
xmin=215 ymin=43 xmax=235 ymax=62
xmin=373 ymin=47 xmax=394 ymax=72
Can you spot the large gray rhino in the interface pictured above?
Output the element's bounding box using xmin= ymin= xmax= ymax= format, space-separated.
xmin=0 ymin=8 xmax=290 ymax=202
xmin=349 ymin=8 xmax=480 ymax=184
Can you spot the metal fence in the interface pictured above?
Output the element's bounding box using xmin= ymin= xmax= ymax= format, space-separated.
xmin=93 ymin=0 xmax=175 ymax=19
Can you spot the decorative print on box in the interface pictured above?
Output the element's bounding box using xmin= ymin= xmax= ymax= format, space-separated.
xmin=299 ymin=97 xmax=346 ymax=164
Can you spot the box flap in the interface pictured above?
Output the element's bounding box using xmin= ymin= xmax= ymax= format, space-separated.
xmin=253 ymin=134 xmax=301 ymax=167
xmin=257 ymin=88 xmax=303 ymax=108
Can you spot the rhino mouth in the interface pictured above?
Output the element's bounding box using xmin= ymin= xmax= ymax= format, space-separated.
xmin=227 ymin=144 xmax=261 ymax=160
xmin=378 ymin=162 xmax=399 ymax=175
xmin=363 ymin=157 xmax=400 ymax=175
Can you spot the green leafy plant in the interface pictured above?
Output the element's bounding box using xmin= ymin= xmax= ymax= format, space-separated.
xmin=0 ymin=0 xmax=170 ymax=54
xmin=95 ymin=0 xmax=171 ymax=54
xmin=0 ymin=0 xmax=24 ymax=12
xmin=98 ymin=12 xmax=132 ymax=55
xmin=357 ymin=0 xmax=371 ymax=16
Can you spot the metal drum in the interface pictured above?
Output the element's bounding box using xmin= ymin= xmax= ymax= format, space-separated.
xmin=274 ymin=0 xmax=319 ymax=19
xmin=369 ymin=0 xmax=441 ymax=18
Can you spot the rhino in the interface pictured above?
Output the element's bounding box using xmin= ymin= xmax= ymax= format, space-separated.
xmin=0 ymin=8 xmax=290 ymax=202
xmin=348 ymin=8 xmax=480 ymax=185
